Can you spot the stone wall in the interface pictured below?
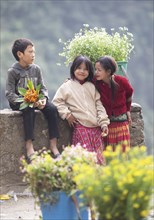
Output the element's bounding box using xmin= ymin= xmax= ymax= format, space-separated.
xmin=0 ymin=103 xmax=144 ymax=193
xmin=129 ymin=103 xmax=145 ymax=146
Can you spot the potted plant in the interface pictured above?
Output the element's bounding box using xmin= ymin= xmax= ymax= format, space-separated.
xmin=74 ymin=145 xmax=153 ymax=220
xmin=21 ymin=144 xmax=98 ymax=220
xmin=59 ymin=24 xmax=134 ymax=76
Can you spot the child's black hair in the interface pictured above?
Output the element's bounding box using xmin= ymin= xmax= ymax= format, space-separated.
xmin=95 ymin=56 xmax=119 ymax=100
xmin=12 ymin=38 xmax=34 ymax=61
xmin=70 ymin=55 xmax=94 ymax=82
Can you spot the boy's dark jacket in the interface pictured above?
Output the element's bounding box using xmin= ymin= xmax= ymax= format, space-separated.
xmin=5 ymin=62 xmax=48 ymax=105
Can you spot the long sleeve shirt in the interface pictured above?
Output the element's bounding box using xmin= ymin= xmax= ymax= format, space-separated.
xmin=52 ymin=79 xmax=110 ymax=129
xmin=94 ymin=75 xmax=134 ymax=117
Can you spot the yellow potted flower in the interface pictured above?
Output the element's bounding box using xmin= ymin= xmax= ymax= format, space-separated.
xmin=74 ymin=145 xmax=153 ymax=220
xmin=21 ymin=144 xmax=97 ymax=220
xmin=59 ymin=24 xmax=134 ymax=76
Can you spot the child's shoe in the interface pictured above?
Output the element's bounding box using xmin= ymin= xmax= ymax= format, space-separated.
xmin=52 ymin=153 xmax=61 ymax=159
xmin=26 ymin=153 xmax=36 ymax=164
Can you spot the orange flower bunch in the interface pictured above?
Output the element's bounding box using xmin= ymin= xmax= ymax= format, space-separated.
xmin=24 ymin=88 xmax=39 ymax=103
xmin=15 ymin=79 xmax=44 ymax=110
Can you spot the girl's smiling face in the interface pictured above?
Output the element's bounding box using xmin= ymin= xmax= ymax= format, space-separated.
xmin=74 ymin=62 xmax=89 ymax=81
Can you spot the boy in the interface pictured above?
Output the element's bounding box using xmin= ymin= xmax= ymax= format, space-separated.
xmin=5 ymin=38 xmax=60 ymax=162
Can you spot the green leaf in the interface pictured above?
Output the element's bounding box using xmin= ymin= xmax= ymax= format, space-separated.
xmin=19 ymin=102 xmax=29 ymax=110
xmin=36 ymin=84 xmax=41 ymax=93
xmin=15 ymin=97 xmax=24 ymax=103
xmin=29 ymin=103 xmax=34 ymax=108
xmin=27 ymin=80 xmax=34 ymax=90
xmin=18 ymin=87 xmax=27 ymax=96
xmin=39 ymin=94 xmax=44 ymax=99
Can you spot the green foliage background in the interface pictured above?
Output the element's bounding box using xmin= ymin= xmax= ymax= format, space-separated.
xmin=0 ymin=0 xmax=153 ymax=152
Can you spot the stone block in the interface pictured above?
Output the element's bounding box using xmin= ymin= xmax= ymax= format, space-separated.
xmin=130 ymin=103 xmax=145 ymax=146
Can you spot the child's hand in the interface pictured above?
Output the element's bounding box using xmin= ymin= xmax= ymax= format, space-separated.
xmin=66 ymin=114 xmax=78 ymax=127
xmin=37 ymin=98 xmax=47 ymax=109
xmin=101 ymin=126 xmax=108 ymax=137
xmin=127 ymin=111 xmax=132 ymax=126
xmin=34 ymin=101 xmax=40 ymax=108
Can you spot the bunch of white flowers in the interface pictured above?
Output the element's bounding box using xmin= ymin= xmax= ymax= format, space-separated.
xmin=59 ymin=24 xmax=134 ymax=65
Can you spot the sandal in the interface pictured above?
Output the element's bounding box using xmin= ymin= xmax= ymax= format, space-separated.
xmin=26 ymin=153 xmax=36 ymax=164
xmin=37 ymin=147 xmax=48 ymax=156
xmin=52 ymin=153 xmax=61 ymax=159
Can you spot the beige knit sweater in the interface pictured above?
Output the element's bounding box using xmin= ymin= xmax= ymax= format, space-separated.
xmin=52 ymin=79 xmax=110 ymax=129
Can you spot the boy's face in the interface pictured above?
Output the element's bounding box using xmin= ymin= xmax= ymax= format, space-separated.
xmin=18 ymin=45 xmax=35 ymax=67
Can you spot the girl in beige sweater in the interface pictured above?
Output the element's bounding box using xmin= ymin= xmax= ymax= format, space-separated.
xmin=52 ymin=55 xmax=109 ymax=164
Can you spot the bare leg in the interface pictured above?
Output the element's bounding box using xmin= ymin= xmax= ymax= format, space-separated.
xmin=50 ymin=138 xmax=60 ymax=155
xmin=26 ymin=140 xmax=35 ymax=157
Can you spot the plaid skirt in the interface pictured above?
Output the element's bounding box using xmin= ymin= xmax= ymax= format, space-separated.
xmin=72 ymin=124 xmax=105 ymax=165
xmin=103 ymin=121 xmax=130 ymax=151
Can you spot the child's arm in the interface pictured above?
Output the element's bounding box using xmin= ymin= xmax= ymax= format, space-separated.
xmin=95 ymin=89 xmax=110 ymax=129
xmin=5 ymin=69 xmax=19 ymax=105
xmin=52 ymin=84 xmax=71 ymax=120
xmin=36 ymin=65 xmax=49 ymax=99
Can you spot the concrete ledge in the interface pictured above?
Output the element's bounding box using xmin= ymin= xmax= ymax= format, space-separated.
xmin=0 ymin=103 xmax=145 ymax=193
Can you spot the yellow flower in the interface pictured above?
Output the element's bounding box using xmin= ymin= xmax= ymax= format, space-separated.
xmin=117 ymin=181 xmax=124 ymax=188
xmin=87 ymin=186 xmax=93 ymax=193
xmin=144 ymin=196 xmax=150 ymax=201
xmin=127 ymin=176 xmax=134 ymax=184
xmin=106 ymin=145 xmax=113 ymax=152
xmin=103 ymin=151 xmax=111 ymax=157
xmin=115 ymin=145 xmax=122 ymax=153
xmin=138 ymin=191 xmax=145 ymax=198
xmin=104 ymin=187 xmax=110 ymax=192
xmin=103 ymin=195 xmax=110 ymax=202
xmin=104 ymin=167 xmax=111 ymax=176
xmin=105 ymin=213 xmax=112 ymax=219
xmin=125 ymin=146 xmax=130 ymax=153
xmin=140 ymin=145 xmax=146 ymax=152
xmin=64 ymin=145 xmax=153 ymax=220
xmin=140 ymin=210 xmax=148 ymax=217
xmin=132 ymin=194 xmax=137 ymax=200
xmin=133 ymin=203 xmax=140 ymax=208
xmin=122 ymin=189 xmax=128 ymax=196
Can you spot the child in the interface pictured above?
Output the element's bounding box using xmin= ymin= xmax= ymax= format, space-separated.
xmin=5 ymin=38 xmax=60 ymax=162
xmin=52 ymin=55 xmax=110 ymax=164
xmin=94 ymin=55 xmax=134 ymax=151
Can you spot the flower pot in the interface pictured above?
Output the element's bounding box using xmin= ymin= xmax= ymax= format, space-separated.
xmin=116 ymin=61 xmax=128 ymax=76
xmin=40 ymin=191 xmax=89 ymax=220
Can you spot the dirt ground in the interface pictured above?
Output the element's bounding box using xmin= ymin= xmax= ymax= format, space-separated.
xmin=1 ymin=191 xmax=154 ymax=220
xmin=0 ymin=188 xmax=41 ymax=220
xmin=0 ymin=194 xmax=42 ymax=220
